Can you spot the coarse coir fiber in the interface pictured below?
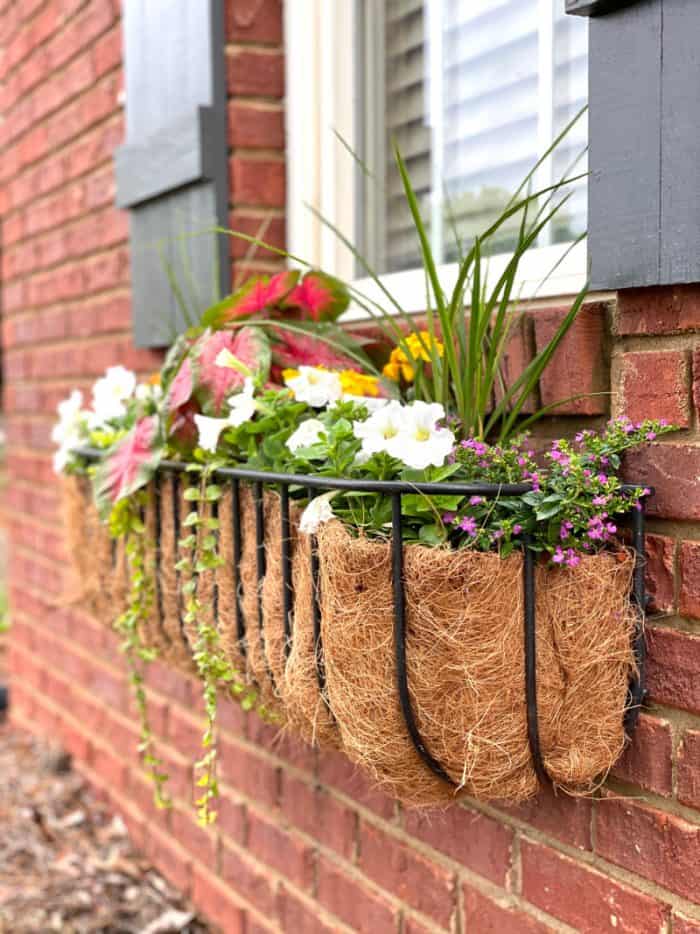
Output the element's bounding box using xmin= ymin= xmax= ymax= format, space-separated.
xmin=316 ymin=521 xmax=635 ymax=807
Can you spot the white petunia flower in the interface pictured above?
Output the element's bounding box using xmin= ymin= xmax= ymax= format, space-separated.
xmin=299 ymin=491 xmax=337 ymax=534
xmin=227 ymin=378 xmax=257 ymax=426
xmin=135 ymin=382 xmax=163 ymax=403
xmin=287 ymin=418 xmax=325 ymax=453
xmin=51 ymin=389 xmax=88 ymax=474
xmin=195 ymin=379 xmax=258 ymax=451
xmin=285 ymin=366 xmax=342 ymax=408
xmin=194 ymin=414 xmax=231 ymax=453
xmin=393 ymin=400 xmax=455 ymax=470
xmin=352 ymin=400 xmax=406 ymax=460
xmin=91 ymin=365 xmax=137 ymax=422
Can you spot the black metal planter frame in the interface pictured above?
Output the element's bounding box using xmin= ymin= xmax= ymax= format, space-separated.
xmin=79 ymin=448 xmax=649 ymax=790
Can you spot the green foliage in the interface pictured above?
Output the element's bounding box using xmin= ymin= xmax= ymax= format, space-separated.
xmin=175 ymin=463 xmax=260 ymax=827
xmin=112 ymin=494 xmax=171 ymax=810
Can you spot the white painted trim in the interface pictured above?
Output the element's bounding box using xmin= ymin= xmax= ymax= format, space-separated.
xmin=285 ymin=2 xmax=588 ymax=317
xmin=345 ymin=239 xmax=588 ymax=322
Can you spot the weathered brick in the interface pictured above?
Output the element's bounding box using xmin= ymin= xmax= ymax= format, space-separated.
xmin=226 ymin=47 xmax=285 ymax=98
xmin=616 ymin=350 xmax=690 ymax=428
xmin=595 ymin=796 xmax=700 ymax=904
xmin=358 ymin=821 xmax=456 ymax=927
xmin=228 ymin=101 xmax=284 ymax=149
xmin=228 ymin=210 xmax=286 ymax=261
xmin=170 ymin=807 xmax=217 ymax=868
xmin=281 ymin=773 xmax=356 ymax=860
xmin=644 ymin=533 xmax=676 ymax=614
xmin=219 ymin=738 xmax=279 ymax=808
xmin=247 ymin=808 xmax=315 ymax=892
xmin=646 ymin=626 xmax=700 ymax=715
xmin=674 ymin=913 xmax=700 ymax=934
xmin=462 ymin=886 xmax=554 ymax=934
xmin=533 ymin=302 xmax=609 ymax=416
xmin=278 ymin=887 xmax=338 ymax=934
xmin=403 ymin=805 xmax=514 ymax=885
xmin=521 ymin=840 xmax=668 ymax=933
xmin=230 ymin=156 xmax=285 ymax=207
xmin=624 ymin=444 xmax=700 ymax=520
xmin=678 ymin=730 xmax=700 ymax=811
xmin=317 ymin=748 xmax=395 ymax=819
xmin=225 ymin=0 xmax=282 ymax=44
xmin=220 ymin=839 xmax=279 ymax=920
xmin=680 ymin=540 xmax=700 ymax=620
xmin=612 ymin=713 xmax=673 ymax=797
xmin=191 ymin=867 xmax=246 ymax=934
xmin=499 ymin=784 xmax=592 ymax=850
xmin=316 ymin=857 xmax=400 ymax=934
xmin=616 ymin=285 xmax=700 ymax=335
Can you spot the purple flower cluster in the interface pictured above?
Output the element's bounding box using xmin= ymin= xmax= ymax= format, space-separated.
xmin=552 ymin=546 xmax=581 ymax=568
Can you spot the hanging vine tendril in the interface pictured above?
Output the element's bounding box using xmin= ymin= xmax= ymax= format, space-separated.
xmin=111 ymin=492 xmax=171 ymax=809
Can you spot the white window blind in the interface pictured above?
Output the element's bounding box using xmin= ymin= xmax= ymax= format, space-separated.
xmin=368 ymin=0 xmax=588 ymax=275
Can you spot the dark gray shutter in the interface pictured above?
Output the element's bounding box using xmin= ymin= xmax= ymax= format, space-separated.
xmin=115 ymin=0 xmax=230 ymax=347
xmin=568 ymin=0 xmax=700 ymax=290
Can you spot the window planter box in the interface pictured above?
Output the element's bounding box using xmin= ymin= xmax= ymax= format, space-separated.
xmin=63 ymin=455 xmax=649 ymax=808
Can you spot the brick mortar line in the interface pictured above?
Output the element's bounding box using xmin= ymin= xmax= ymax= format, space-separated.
xmin=12 ymin=623 xmax=698 ymax=923
xmin=0 ymin=60 xmax=122 ymax=158
xmin=2 ymin=20 xmax=121 ymax=139
xmin=0 ymin=1 xmax=115 ymax=93
xmin=470 ymin=798 xmax=700 ymax=921
xmin=3 ymin=284 xmax=130 ymax=321
xmin=4 ymin=330 xmax=156 ymax=357
xmin=604 ymin=775 xmax=700 ymax=826
xmin=224 ymin=41 xmax=284 ymax=55
xmin=1 ymin=114 xmax=123 ymax=218
xmin=614 ymin=333 xmax=700 ymax=352
xmin=1 ymin=228 xmax=128 ymax=283
xmin=228 ymin=97 xmax=284 ymax=110
xmin=2 ymin=206 xmax=128 ymax=278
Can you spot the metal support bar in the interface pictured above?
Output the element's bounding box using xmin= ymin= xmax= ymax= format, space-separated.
xmin=231 ymin=478 xmax=246 ymax=651
xmin=391 ymin=492 xmax=455 ymax=786
xmin=625 ymin=501 xmax=648 ymax=732
xmin=153 ymin=472 xmax=165 ymax=633
xmin=523 ymin=536 xmax=549 ymax=786
xmin=280 ymin=483 xmax=294 ymax=656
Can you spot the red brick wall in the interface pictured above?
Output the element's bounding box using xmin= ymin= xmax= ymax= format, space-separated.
xmin=2 ymin=2 xmax=700 ymax=933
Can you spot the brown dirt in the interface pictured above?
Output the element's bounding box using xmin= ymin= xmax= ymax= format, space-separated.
xmin=0 ymin=719 xmax=212 ymax=933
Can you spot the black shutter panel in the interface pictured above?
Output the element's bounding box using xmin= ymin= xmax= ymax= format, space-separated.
xmin=115 ymin=0 xmax=230 ymax=347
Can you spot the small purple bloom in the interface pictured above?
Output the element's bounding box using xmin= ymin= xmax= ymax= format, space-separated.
xmin=442 ymin=512 xmax=455 ymax=525
xmin=513 ymin=524 xmax=522 ymax=535
xmin=459 ymin=516 xmax=477 ymax=536
xmin=469 ymin=495 xmax=484 ymax=506
xmin=646 ymin=431 xmax=656 ymax=441
xmin=598 ymin=473 xmax=608 ymax=484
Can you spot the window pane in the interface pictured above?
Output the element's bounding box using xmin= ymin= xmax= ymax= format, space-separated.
xmin=364 ymin=1 xmax=588 ymax=273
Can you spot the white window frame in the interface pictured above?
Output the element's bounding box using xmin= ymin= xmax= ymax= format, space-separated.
xmin=284 ymin=1 xmax=588 ymax=323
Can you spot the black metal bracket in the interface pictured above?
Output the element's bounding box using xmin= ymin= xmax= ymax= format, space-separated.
xmin=566 ymin=0 xmax=640 ymax=15
xmin=74 ymin=447 xmax=649 ymax=791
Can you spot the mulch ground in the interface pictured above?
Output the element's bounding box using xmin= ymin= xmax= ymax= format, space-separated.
xmin=0 ymin=712 xmax=213 ymax=933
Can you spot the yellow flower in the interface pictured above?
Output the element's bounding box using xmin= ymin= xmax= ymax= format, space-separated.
xmin=382 ymin=331 xmax=443 ymax=383
xmin=339 ymin=370 xmax=381 ymax=398
xmin=282 ymin=368 xmax=300 ymax=383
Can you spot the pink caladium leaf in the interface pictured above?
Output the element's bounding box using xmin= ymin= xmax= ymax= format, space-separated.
xmin=271 ymin=328 xmax=361 ymax=374
xmin=167 ymin=355 xmax=194 ymax=410
xmin=282 ymin=271 xmax=350 ymax=322
xmin=195 ymin=327 xmax=271 ymax=415
xmin=201 ymin=270 xmax=299 ymax=328
xmin=96 ymin=415 xmax=163 ymax=513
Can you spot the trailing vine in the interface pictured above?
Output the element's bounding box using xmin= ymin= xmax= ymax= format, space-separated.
xmin=110 ymin=493 xmax=171 ymax=809
xmin=176 ymin=463 xmax=258 ymax=826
